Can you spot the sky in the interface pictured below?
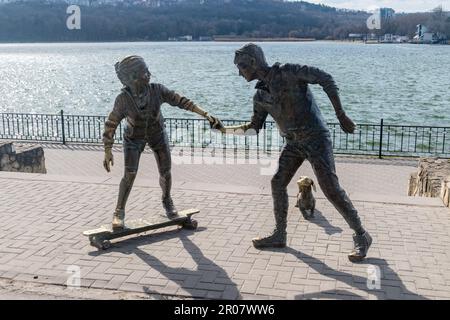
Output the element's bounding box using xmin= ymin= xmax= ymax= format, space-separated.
xmin=304 ymin=0 xmax=449 ymax=13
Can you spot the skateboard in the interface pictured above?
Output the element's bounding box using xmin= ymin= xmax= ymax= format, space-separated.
xmin=83 ymin=208 xmax=199 ymax=250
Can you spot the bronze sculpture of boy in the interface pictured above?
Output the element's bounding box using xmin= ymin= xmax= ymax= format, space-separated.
xmin=102 ymin=55 xmax=221 ymax=230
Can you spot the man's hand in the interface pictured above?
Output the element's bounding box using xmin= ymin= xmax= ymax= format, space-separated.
xmin=103 ymin=147 xmax=114 ymax=172
xmin=220 ymin=123 xmax=257 ymax=136
xmin=337 ymin=113 xmax=356 ymax=134
xmin=328 ymin=94 xmax=356 ymax=134
xmin=207 ymin=115 xmax=226 ymax=133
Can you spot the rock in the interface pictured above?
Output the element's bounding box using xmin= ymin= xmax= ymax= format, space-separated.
xmin=0 ymin=141 xmax=14 ymax=155
xmin=408 ymin=172 xmax=418 ymax=196
xmin=409 ymin=158 xmax=450 ymax=208
xmin=441 ymin=178 xmax=450 ymax=208
xmin=0 ymin=154 xmax=9 ymax=167
xmin=0 ymin=142 xmax=46 ymax=174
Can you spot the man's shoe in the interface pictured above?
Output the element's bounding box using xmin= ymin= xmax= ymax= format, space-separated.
xmin=162 ymin=197 xmax=178 ymax=219
xmin=348 ymin=231 xmax=372 ymax=262
xmin=252 ymin=230 xmax=286 ymax=249
xmin=112 ymin=209 xmax=125 ymax=230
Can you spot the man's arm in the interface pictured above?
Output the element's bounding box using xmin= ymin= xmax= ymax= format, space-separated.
xmin=158 ymin=84 xmax=224 ymax=132
xmin=328 ymin=94 xmax=356 ymax=134
xmin=287 ymin=64 xmax=356 ymax=133
xmin=102 ymin=94 xmax=126 ymax=172
xmin=223 ymin=92 xmax=268 ymax=135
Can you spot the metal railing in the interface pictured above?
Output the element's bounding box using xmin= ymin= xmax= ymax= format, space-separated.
xmin=0 ymin=111 xmax=449 ymax=158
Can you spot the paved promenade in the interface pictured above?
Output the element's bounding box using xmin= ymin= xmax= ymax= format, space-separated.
xmin=1 ymin=143 xmax=449 ymax=300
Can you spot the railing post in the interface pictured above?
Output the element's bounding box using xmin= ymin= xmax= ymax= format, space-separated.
xmin=60 ymin=109 xmax=66 ymax=145
xmin=379 ymin=118 xmax=384 ymax=159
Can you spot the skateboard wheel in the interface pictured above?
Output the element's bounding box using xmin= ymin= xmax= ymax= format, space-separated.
xmin=183 ymin=219 xmax=198 ymax=230
xmin=89 ymin=239 xmax=102 ymax=250
xmin=89 ymin=236 xmax=96 ymax=245
xmin=89 ymin=236 xmax=110 ymax=250
xmin=101 ymin=240 xmax=111 ymax=250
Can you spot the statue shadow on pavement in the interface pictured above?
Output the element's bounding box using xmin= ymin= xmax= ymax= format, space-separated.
xmin=303 ymin=209 xmax=343 ymax=236
xmin=264 ymin=247 xmax=426 ymax=300
xmin=89 ymin=227 xmax=242 ymax=300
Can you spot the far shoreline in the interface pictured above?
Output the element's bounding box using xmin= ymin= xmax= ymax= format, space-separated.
xmin=0 ymin=39 xmax=448 ymax=46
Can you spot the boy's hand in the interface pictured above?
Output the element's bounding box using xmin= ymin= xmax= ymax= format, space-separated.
xmin=207 ymin=115 xmax=226 ymax=133
xmin=103 ymin=147 xmax=114 ymax=172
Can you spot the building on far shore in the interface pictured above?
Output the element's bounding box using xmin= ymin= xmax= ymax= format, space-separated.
xmin=348 ymin=33 xmax=364 ymax=41
xmin=381 ymin=34 xmax=410 ymax=43
xmin=213 ymin=35 xmax=315 ymax=42
xmin=413 ymin=24 xmax=448 ymax=44
xmin=168 ymin=35 xmax=193 ymax=41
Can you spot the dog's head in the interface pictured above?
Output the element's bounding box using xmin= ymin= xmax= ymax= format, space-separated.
xmin=297 ymin=176 xmax=316 ymax=192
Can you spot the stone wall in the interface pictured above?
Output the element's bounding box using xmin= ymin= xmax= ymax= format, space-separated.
xmin=0 ymin=141 xmax=46 ymax=174
xmin=441 ymin=177 xmax=450 ymax=208
xmin=408 ymin=158 xmax=450 ymax=208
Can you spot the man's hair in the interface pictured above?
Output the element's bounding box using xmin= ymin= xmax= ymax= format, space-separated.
xmin=234 ymin=43 xmax=268 ymax=67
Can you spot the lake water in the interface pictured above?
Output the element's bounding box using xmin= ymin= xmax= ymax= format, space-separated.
xmin=0 ymin=41 xmax=449 ymax=126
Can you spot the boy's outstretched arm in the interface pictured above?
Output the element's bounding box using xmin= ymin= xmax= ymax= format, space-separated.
xmin=159 ymin=84 xmax=225 ymax=132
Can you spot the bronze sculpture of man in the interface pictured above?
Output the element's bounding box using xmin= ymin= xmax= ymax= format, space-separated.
xmin=221 ymin=43 xmax=372 ymax=262
xmin=102 ymin=55 xmax=221 ymax=230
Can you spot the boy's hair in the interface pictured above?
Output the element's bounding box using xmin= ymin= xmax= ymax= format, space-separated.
xmin=114 ymin=55 xmax=147 ymax=87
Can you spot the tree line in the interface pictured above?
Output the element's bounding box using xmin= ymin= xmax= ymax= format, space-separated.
xmin=0 ymin=1 xmax=448 ymax=42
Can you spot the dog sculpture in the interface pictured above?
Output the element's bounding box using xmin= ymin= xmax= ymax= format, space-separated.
xmin=295 ymin=176 xmax=316 ymax=220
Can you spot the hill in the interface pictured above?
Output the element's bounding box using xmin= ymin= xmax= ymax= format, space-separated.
xmin=0 ymin=0 xmax=447 ymax=42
